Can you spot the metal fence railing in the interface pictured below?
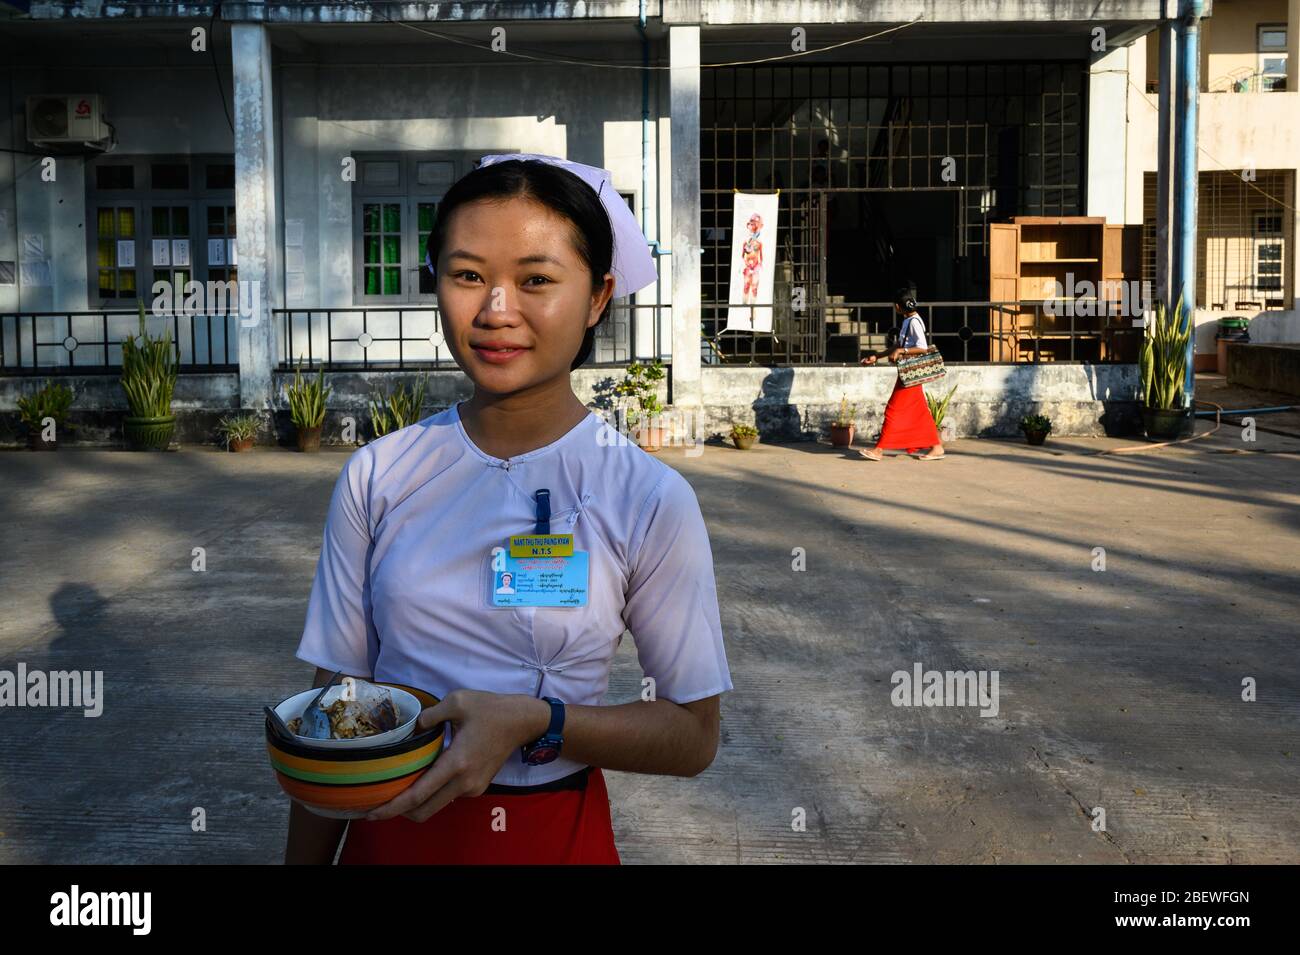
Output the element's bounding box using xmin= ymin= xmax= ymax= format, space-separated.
xmin=703 ymin=300 xmax=1145 ymax=365
xmin=0 ymin=311 xmax=237 ymax=375
xmin=276 ymin=302 xmax=670 ymax=370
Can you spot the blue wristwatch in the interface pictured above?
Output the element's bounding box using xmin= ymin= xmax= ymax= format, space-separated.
xmin=521 ymin=697 xmax=565 ymax=765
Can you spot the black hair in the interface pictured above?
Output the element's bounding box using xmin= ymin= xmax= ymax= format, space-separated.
xmin=425 ymin=159 xmax=615 ymax=371
xmin=893 ymin=284 xmax=918 ymax=312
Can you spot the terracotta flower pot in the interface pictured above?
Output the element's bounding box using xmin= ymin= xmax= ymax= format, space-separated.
xmin=27 ymin=430 xmax=58 ymax=451
xmin=732 ymin=432 xmax=757 ymax=450
xmin=1024 ymin=430 xmax=1049 ymax=446
xmin=296 ymin=425 xmax=323 ymax=452
xmin=830 ymin=423 xmax=855 ymax=447
xmin=123 ymin=414 xmax=176 ymax=451
xmin=634 ymin=426 xmax=663 ymax=452
xmin=228 ymin=436 xmax=254 ymax=453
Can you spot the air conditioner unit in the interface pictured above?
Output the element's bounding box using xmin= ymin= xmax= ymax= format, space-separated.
xmin=26 ymin=94 xmax=109 ymax=145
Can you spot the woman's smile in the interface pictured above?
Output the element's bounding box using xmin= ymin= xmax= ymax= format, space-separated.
xmin=470 ymin=340 xmax=532 ymax=364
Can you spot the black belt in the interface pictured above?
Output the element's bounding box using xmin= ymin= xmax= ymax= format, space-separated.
xmin=483 ymin=766 xmax=592 ymax=796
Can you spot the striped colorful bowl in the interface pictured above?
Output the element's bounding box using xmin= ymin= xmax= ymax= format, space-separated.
xmin=266 ymin=682 xmax=444 ymax=819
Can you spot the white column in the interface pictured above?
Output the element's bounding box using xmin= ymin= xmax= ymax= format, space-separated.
xmin=669 ymin=25 xmax=701 ymax=408
xmin=1086 ymin=44 xmax=1130 ymax=225
xmin=1290 ymin=0 xmax=1300 ymax=313
xmin=231 ymin=23 xmax=281 ymax=411
xmin=1288 ymin=0 xmax=1299 ymax=88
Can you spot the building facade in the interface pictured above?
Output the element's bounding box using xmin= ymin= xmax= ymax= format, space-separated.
xmin=3 ymin=0 xmax=1291 ymax=441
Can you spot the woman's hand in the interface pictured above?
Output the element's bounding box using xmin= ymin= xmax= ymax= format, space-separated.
xmin=860 ymin=354 xmax=878 ymax=366
xmin=888 ymin=348 xmax=906 ymax=363
xmin=362 ymin=689 xmax=549 ymax=823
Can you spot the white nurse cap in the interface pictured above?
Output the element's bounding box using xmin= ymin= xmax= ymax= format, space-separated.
xmin=423 ymin=153 xmax=658 ymax=299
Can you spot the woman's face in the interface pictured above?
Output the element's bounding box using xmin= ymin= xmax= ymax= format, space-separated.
xmin=437 ymin=195 xmax=614 ymax=394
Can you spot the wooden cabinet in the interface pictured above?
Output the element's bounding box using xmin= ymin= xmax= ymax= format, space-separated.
xmin=988 ymin=216 xmax=1142 ymax=362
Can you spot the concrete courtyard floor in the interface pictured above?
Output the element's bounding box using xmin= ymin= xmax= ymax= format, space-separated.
xmin=1 ymin=421 xmax=1297 ymax=864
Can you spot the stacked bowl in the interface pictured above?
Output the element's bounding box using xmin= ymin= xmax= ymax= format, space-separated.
xmin=266 ymin=682 xmax=444 ymax=819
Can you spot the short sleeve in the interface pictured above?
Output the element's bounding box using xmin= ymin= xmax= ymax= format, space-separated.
xmin=621 ymin=469 xmax=733 ymax=704
xmin=909 ymin=315 xmax=928 ymax=349
xmin=295 ymin=448 xmax=379 ymax=677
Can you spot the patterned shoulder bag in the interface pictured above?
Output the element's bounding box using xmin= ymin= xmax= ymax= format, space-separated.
xmin=894 ymin=316 xmax=946 ymax=387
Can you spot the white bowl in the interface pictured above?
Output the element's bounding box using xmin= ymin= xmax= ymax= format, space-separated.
xmin=273 ymin=685 xmax=422 ymax=750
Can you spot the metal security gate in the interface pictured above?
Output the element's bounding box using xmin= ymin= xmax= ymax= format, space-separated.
xmin=701 ymin=62 xmax=1086 ymax=364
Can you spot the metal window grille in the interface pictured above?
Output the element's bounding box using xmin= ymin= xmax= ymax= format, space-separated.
xmin=701 ymin=62 xmax=1084 ymax=364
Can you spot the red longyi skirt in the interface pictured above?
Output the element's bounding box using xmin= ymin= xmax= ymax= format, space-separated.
xmin=337 ymin=768 xmax=621 ymax=865
xmin=875 ymin=377 xmax=941 ymax=452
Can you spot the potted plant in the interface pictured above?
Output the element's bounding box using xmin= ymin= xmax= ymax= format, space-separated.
xmin=369 ymin=373 xmax=429 ymax=440
xmin=217 ymin=412 xmax=260 ymax=452
xmin=286 ymin=357 xmax=329 ymax=452
xmin=927 ymin=384 xmax=958 ymax=443
xmin=17 ymin=380 xmax=75 ymax=451
xmin=1020 ymin=413 xmax=1052 ymax=446
xmin=730 ymin=423 xmax=759 ymax=450
xmin=615 ymin=360 xmax=667 ymax=452
xmin=830 ymin=395 xmax=856 ymax=447
xmin=120 ymin=301 xmax=178 ymax=451
xmin=1139 ymin=297 xmax=1193 ymax=439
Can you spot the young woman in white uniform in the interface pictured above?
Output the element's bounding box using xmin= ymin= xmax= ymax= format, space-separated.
xmin=284 ymin=155 xmax=733 ymax=865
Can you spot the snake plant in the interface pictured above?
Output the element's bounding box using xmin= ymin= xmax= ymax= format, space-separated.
xmin=286 ymin=358 xmax=329 ymax=430
xmin=369 ymin=373 xmax=429 ymax=438
xmin=17 ymin=380 xmax=75 ymax=429
xmin=926 ymin=384 xmax=958 ymax=429
xmin=119 ymin=301 xmax=178 ymax=418
xmin=1139 ymin=297 xmax=1191 ymax=411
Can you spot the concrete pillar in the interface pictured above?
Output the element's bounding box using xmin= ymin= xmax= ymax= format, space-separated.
xmin=669 ymin=25 xmax=701 ymax=408
xmin=231 ymin=23 xmax=280 ymax=412
xmin=1288 ymin=0 xmax=1299 ymax=91
xmin=1086 ymin=44 xmax=1129 ymax=224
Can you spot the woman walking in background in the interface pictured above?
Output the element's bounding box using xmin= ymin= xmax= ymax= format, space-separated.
xmin=858 ymin=286 xmax=945 ymax=461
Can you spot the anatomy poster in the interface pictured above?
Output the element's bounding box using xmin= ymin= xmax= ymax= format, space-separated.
xmin=725 ymin=192 xmax=780 ymax=333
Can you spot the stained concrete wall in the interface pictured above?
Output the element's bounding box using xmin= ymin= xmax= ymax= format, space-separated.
xmin=1226 ymin=341 xmax=1300 ymax=393
xmin=0 ymin=362 xmax=1142 ymax=446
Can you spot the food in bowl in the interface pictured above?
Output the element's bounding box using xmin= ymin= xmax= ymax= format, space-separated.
xmin=286 ymin=680 xmax=401 ymax=740
xmin=266 ymin=682 xmax=445 ymax=819
xmin=287 ymin=695 xmax=400 ymax=740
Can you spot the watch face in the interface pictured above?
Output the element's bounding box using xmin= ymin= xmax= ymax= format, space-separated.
xmin=526 ymin=745 xmax=559 ymax=766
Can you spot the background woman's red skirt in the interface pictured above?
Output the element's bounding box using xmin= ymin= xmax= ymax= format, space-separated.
xmin=338 ymin=768 xmax=621 ymax=865
xmin=875 ymin=378 xmax=941 ymax=452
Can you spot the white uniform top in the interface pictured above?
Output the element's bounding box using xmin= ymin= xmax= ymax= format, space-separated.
xmin=295 ymin=403 xmax=734 ymax=786
xmin=900 ymin=313 xmax=928 ymax=350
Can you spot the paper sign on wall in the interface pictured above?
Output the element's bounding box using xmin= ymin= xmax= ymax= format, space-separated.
xmin=116 ymin=240 xmax=135 ymax=268
xmin=228 ymin=239 xmax=237 ymax=266
xmin=171 ymin=239 xmax=190 ymax=267
xmin=152 ymin=240 xmax=170 ymax=266
xmin=285 ymin=219 xmax=304 ymax=247
xmin=20 ymin=261 xmax=52 ymax=287
xmin=208 ymin=239 xmax=225 ymax=266
xmin=725 ymin=192 xmax=780 ymax=333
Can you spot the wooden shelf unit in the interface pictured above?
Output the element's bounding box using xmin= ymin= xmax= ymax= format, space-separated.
xmin=989 ymin=216 xmax=1142 ymax=362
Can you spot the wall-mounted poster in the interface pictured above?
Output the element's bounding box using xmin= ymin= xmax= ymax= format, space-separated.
xmin=724 ymin=192 xmax=780 ymax=333
xmin=116 ymin=240 xmax=135 ymax=268
xmin=208 ymin=239 xmax=225 ymax=266
xmin=171 ymin=239 xmax=191 ymax=268
xmin=152 ymin=240 xmax=170 ymax=266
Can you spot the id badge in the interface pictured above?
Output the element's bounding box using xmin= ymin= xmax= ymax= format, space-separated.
xmin=490 ymin=547 xmax=589 ymax=608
